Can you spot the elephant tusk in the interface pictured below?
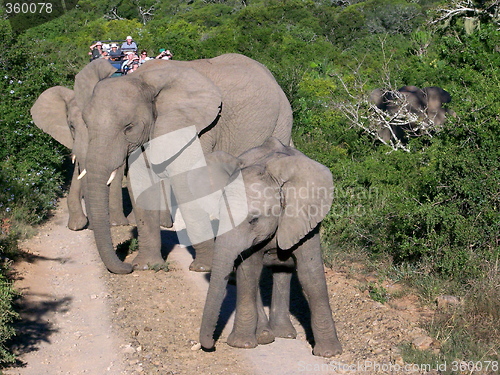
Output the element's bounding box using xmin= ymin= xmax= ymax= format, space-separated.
xmin=71 ymin=154 xmax=76 ymax=164
xmin=106 ymin=169 xmax=117 ymax=186
xmin=77 ymin=169 xmax=87 ymax=180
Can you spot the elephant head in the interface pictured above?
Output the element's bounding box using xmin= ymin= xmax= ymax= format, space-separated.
xmin=77 ymin=59 xmax=223 ymax=274
xmin=421 ymin=86 xmax=453 ymax=129
xmin=370 ymin=85 xmax=453 ymax=143
xmin=30 ymin=59 xmax=123 ymax=231
xmin=199 ymin=137 xmax=334 ymax=350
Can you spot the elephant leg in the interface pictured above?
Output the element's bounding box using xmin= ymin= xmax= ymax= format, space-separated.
xmin=131 ymin=204 xmax=164 ymax=270
xmin=294 ymin=231 xmax=342 ymax=357
xmin=160 ymin=208 xmax=173 ymax=228
xmin=109 ymin=164 xmax=129 ymax=226
xmin=269 ymin=270 xmax=297 ymax=339
xmin=125 ymin=173 xmax=136 ymax=226
xmin=67 ymin=165 xmax=88 ymax=231
xmin=256 ymin=290 xmax=275 ymax=345
xmin=169 ymin=174 xmax=215 ymax=272
xmin=189 ymin=239 xmax=214 ymax=272
xmin=227 ymin=250 xmax=263 ymax=349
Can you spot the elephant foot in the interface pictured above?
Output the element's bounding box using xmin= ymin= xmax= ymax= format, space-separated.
xmin=189 ymin=240 xmax=214 ymax=272
xmin=312 ymin=339 xmax=343 ymax=358
xmin=131 ymin=254 xmax=166 ymax=271
xmin=189 ymin=258 xmax=212 ymax=272
xmin=270 ymin=319 xmax=297 ymax=339
xmin=160 ymin=210 xmax=173 ymax=228
xmin=110 ymin=214 xmax=129 ymax=227
xmin=256 ymin=327 xmax=275 ymax=345
xmin=67 ymin=214 xmax=88 ymax=231
xmin=227 ymin=331 xmax=258 ymax=349
xmin=127 ymin=211 xmax=136 ymax=226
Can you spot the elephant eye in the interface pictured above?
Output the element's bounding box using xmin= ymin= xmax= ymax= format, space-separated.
xmin=249 ymin=217 xmax=259 ymax=225
xmin=124 ymin=124 xmax=134 ymax=134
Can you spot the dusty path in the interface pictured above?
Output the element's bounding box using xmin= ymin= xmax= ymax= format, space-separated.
xmin=5 ymin=198 xmax=437 ymax=374
xmin=5 ymin=199 xmax=124 ymax=374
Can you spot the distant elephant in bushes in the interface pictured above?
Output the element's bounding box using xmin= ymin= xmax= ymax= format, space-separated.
xmin=370 ymin=85 xmax=453 ymax=143
xmin=31 ymin=84 xmax=129 ymax=230
xmin=199 ymin=137 xmax=342 ymax=358
xmin=74 ymin=54 xmax=293 ymax=274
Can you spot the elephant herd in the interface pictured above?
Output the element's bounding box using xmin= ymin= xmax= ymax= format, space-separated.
xmin=31 ymin=53 xmax=452 ymax=358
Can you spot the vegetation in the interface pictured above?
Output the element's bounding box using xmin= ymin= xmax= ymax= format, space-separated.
xmin=0 ymin=0 xmax=498 ymax=367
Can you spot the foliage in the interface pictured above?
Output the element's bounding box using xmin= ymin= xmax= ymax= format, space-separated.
xmin=0 ymin=269 xmax=18 ymax=365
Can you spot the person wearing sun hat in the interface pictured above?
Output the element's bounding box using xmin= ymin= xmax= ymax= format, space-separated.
xmin=121 ymin=36 xmax=137 ymax=52
xmin=108 ymin=43 xmax=123 ymax=61
xmin=89 ymin=41 xmax=104 ymax=61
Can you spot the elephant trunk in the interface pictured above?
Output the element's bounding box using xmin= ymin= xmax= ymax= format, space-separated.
xmin=199 ymin=241 xmax=237 ymax=349
xmin=86 ymin=163 xmax=133 ymax=274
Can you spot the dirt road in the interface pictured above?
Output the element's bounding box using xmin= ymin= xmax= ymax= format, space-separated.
xmin=5 ymin=199 xmax=436 ymax=374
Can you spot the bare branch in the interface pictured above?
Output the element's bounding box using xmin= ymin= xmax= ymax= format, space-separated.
xmin=138 ymin=4 xmax=156 ymax=25
xmin=104 ymin=7 xmax=125 ymax=21
xmin=430 ymin=0 xmax=500 ymax=28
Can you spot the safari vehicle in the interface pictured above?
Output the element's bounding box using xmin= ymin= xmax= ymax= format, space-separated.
xmin=90 ymin=39 xmax=138 ymax=76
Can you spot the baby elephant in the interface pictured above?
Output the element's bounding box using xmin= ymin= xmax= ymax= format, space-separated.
xmin=199 ymin=137 xmax=342 ymax=357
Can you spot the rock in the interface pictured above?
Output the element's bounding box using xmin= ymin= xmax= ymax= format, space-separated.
xmin=412 ymin=335 xmax=434 ymax=351
xmin=190 ymin=342 xmax=201 ymax=351
xmin=122 ymin=344 xmax=136 ymax=354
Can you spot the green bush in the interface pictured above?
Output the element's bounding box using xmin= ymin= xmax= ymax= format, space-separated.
xmin=0 ymin=269 xmax=18 ymax=365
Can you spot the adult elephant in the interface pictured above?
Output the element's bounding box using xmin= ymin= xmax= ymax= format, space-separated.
xmin=30 ymin=84 xmax=129 ymax=230
xmin=370 ymin=85 xmax=453 ymax=143
xmin=76 ymin=54 xmax=293 ymax=274
xmin=199 ymin=138 xmax=342 ymax=357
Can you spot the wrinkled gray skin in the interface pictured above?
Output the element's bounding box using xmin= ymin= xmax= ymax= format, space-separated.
xmin=370 ymin=85 xmax=453 ymax=142
xmin=30 ymin=86 xmax=128 ymax=230
xmin=199 ymin=137 xmax=342 ymax=358
xmin=76 ymin=54 xmax=293 ymax=274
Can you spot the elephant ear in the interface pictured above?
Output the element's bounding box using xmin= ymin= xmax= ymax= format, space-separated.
xmin=74 ymin=59 xmax=117 ymax=109
xmin=140 ymin=63 xmax=223 ymax=141
xmin=422 ymin=87 xmax=451 ymax=108
xmin=31 ymin=86 xmax=75 ymax=149
xmin=266 ymin=150 xmax=334 ymax=250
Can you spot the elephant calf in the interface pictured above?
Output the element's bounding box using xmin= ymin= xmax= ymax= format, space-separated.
xmin=199 ymin=137 xmax=342 ymax=358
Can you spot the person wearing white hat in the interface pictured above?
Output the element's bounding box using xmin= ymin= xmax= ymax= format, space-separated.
xmin=108 ymin=43 xmax=123 ymax=61
xmin=121 ymin=36 xmax=137 ymax=52
xmin=89 ymin=41 xmax=104 ymax=61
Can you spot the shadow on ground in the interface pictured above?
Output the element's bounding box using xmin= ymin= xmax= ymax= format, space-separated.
xmin=4 ymin=251 xmax=74 ymax=368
